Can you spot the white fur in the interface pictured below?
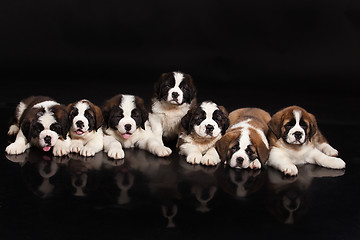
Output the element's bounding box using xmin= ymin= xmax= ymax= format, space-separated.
xmin=285 ymin=110 xmax=306 ymax=145
xmin=167 ymin=72 xmax=184 ymax=104
xmin=33 ymin=100 xmax=59 ymax=110
xmin=69 ymin=101 xmax=104 ymax=157
xmin=118 ymin=95 xmax=137 ymax=135
xmin=194 ymin=102 xmax=221 ymax=138
xmin=267 ymin=139 xmax=345 ymax=176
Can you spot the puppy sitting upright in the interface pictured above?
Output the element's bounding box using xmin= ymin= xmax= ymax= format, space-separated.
xmin=177 ymin=101 xmax=229 ymax=166
xmin=149 ymin=71 xmax=197 ymax=147
xmin=216 ymin=108 xmax=271 ymax=169
xmin=67 ymin=99 xmax=104 ymax=157
xmin=267 ymin=106 xmax=345 ymax=176
xmin=6 ymin=96 xmax=70 ymax=156
xmin=102 ymin=94 xmax=172 ymax=159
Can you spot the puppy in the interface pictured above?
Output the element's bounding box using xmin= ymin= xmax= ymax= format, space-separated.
xmin=149 ymin=71 xmax=197 ymax=146
xmin=216 ymin=108 xmax=271 ymax=169
xmin=102 ymin=94 xmax=172 ymax=159
xmin=6 ymin=96 xmax=70 ymax=156
xmin=267 ymin=105 xmax=345 ymax=176
xmin=67 ymin=99 xmax=104 ymax=157
xmin=177 ymin=101 xmax=229 ymax=166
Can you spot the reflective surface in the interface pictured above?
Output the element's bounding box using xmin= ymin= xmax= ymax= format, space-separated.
xmin=1 ymin=124 xmax=360 ymax=239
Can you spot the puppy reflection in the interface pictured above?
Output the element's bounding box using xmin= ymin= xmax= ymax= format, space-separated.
xmin=115 ymin=166 xmax=134 ymax=205
xmin=266 ymin=165 xmax=345 ymax=224
xmin=68 ymin=153 xmax=103 ymax=197
xmin=7 ymin=149 xmax=62 ymax=198
xmin=179 ymin=160 xmax=218 ymax=213
xmin=162 ymin=204 xmax=178 ymax=228
xmin=218 ymin=167 xmax=265 ymax=199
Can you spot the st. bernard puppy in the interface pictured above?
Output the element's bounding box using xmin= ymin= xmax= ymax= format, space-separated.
xmin=177 ymin=101 xmax=229 ymax=166
xmin=216 ymin=108 xmax=271 ymax=169
xmin=148 ymin=71 xmax=197 ymax=146
xmin=102 ymin=94 xmax=172 ymax=159
xmin=66 ymin=99 xmax=104 ymax=157
xmin=267 ymin=106 xmax=345 ymax=176
xmin=6 ymin=96 xmax=70 ymax=156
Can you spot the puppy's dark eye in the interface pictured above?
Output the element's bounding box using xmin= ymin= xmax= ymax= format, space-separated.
xmin=50 ymin=123 xmax=62 ymax=133
xmin=230 ymin=144 xmax=239 ymax=153
xmin=245 ymin=145 xmax=255 ymax=155
xmin=299 ymin=119 xmax=307 ymax=128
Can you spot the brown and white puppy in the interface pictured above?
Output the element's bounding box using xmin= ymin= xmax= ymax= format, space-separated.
xmin=267 ymin=105 xmax=345 ymax=176
xmin=216 ymin=108 xmax=271 ymax=169
xmin=6 ymin=96 xmax=70 ymax=156
xmin=177 ymin=101 xmax=229 ymax=166
xmin=102 ymin=94 xmax=172 ymax=159
xmin=67 ymin=99 xmax=104 ymax=157
xmin=149 ymin=71 xmax=197 ymax=147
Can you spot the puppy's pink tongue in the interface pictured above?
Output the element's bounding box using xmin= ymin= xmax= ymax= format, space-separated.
xmin=76 ymin=130 xmax=84 ymax=135
xmin=122 ymin=133 xmax=132 ymax=139
xmin=43 ymin=146 xmax=51 ymax=152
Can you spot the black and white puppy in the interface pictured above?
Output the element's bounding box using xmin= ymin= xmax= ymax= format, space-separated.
xmin=149 ymin=71 xmax=197 ymax=147
xmin=67 ymin=99 xmax=104 ymax=157
xmin=102 ymin=94 xmax=172 ymax=159
xmin=177 ymin=101 xmax=229 ymax=166
xmin=6 ymin=96 xmax=70 ymax=156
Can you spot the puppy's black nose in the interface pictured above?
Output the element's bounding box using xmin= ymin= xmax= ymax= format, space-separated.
xmin=293 ymin=131 xmax=302 ymax=140
xmin=172 ymin=92 xmax=179 ymax=99
xmin=205 ymin=124 xmax=214 ymax=134
xmin=76 ymin=120 xmax=84 ymax=128
xmin=124 ymin=124 xmax=132 ymax=131
xmin=44 ymin=135 xmax=51 ymax=145
xmin=236 ymin=157 xmax=244 ymax=166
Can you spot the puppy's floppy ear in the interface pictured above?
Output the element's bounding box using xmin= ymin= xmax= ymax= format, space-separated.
xmin=154 ymin=72 xmax=171 ymax=100
xmin=181 ymin=109 xmax=194 ymax=135
xmin=184 ymin=73 xmax=197 ymax=102
xmin=218 ymin=105 xmax=230 ymax=135
xmin=307 ymin=112 xmax=318 ymax=141
xmin=215 ymin=132 xmax=238 ymax=163
xmin=88 ymin=102 xmax=104 ymax=130
xmin=135 ymin=96 xmax=148 ymax=130
xmin=250 ymin=130 xmax=269 ymax=165
xmin=20 ymin=119 xmax=32 ymax=143
xmin=102 ymin=94 xmax=122 ymax=128
xmin=268 ymin=111 xmax=284 ymax=139
xmin=52 ymin=105 xmax=70 ymax=139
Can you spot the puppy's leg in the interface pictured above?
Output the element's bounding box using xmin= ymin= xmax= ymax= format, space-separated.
xmin=5 ymin=130 xmax=30 ymax=155
xmin=148 ymin=113 xmax=164 ymax=144
xmin=53 ymin=136 xmax=71 ymax=156
xmin=179 ymin=143 xmax=202 ymax=165
xmin=267 ymin=147 xmax=298 ymax=176
xmin=80 ymin=131 xmax=104 ymax=157
xmin=201 ymin=147 xmax=221 ymax=166
xmin=308 ymin=148 xmax=345 ymax=169
xmin=136 ymin=132 xmax=172 ymax=157
xmin=70 ymin=139 xmax=84 ymax=153
xmin=316 ymin=142 xmax=339 ymax=157
xmin=104 ymin=135 xmax=124 ymax=159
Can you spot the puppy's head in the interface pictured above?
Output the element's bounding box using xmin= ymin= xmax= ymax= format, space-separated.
xmin=268 ymin=106 xmax=317 ymax=145
xmin=216 ymin=129 xmax=269 ymax=169
xmin=21 ymin=104 xmax=69 ymax=151
xmin=67 ymin=100 xmax=104 ymax=136
xmin=181 ymin=101 xmax=229 ymax=139
xmin=154 ymin=71 xmax=197 ymax=105
xmin=102 ymin=94 xmax=148 ymax=139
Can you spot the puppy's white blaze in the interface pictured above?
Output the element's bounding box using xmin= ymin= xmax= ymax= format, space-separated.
xmin=120 ymin=95 xmax=136 ymax=117
xmin=33 ymin=100 xmax=59 ymax=110
xmin=287 ymin=110 xmax=306 ymax=144
xmin=231 ymin=119 xmax=269 ymax=149
xmin=173 ymin=72 xmax=184 ymax=87
xmin=38 ymin=112 xmax=56 ymax=129
xmin=200 ymin=102 xmax=218 ymax=118
xmin=73 ymin=101 xmax=90 ymax=131
xmin=229 ymin=130 xmax=251 ymax=168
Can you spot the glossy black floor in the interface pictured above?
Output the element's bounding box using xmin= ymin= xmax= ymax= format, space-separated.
xmin=1 ymin=81 xmax=360 ymax=240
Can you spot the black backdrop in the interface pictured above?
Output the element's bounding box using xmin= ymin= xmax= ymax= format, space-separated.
xmin=1 ymin=0 xmax=360 ymax=117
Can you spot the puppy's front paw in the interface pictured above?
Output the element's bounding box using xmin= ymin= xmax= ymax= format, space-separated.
xmin=322 ymin=144 xmax=339 ymax=157
xmin=186 ymin=153 xmax=202 ymax=165
xmin=201 ymin=154 xmax=221 ymax=166
xmin=80 ymin=146 xmax=96 ymax=157
xmin=6 ymin=142 xmax=27 ymax=155
xmin=53 ymin=144 xmax=70 ymax=157
xmin=281 ymin=164 xmax=298 ymax=176
xmin=155 ymin=146 xmax=172 ymax=157
xmin=249 ymin=159 xmax=261 ymax=169
xmin=70 ymin=142 xmax=83 ymax=153
xmin=328 ymin=157 xmax=346 ymax=169
xmin=108 ymin=147 xmax=125 ymax=159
